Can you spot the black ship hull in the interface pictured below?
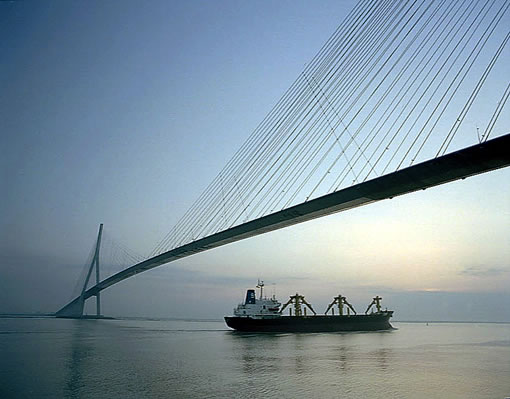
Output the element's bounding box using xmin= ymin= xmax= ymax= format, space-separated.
xmin=224 ymin=311 xmax=393 ymax=333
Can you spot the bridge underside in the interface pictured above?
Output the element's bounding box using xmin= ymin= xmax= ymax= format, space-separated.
xmin=56 ymin=133 xmax=510 ymax=317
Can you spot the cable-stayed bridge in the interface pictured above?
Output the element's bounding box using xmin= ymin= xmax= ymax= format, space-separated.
xmin=57 ymin=0 xmax=510 ymax=317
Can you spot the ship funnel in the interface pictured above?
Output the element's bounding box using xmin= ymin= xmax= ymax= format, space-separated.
xmin=245 ymin=289 xmax=256 ymax=304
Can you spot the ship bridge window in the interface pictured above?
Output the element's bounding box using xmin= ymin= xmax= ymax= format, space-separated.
xmin=263 ymin=306 xmax=266 ymax=309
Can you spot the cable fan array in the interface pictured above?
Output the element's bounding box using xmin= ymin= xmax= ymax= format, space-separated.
xmin=150 ymin=0 xmax=509 ymax=257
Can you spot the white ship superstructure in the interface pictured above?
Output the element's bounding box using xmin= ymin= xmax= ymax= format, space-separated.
xmin=233 ymin=281 xmax=281 ymax=319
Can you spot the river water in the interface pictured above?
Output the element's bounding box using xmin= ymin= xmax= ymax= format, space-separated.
xmin=0 ymin=318 xmax=509 ymax=398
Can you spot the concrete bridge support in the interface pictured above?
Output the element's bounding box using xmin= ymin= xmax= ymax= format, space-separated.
xmin=55 ymin=224 xmax=103 ymax=318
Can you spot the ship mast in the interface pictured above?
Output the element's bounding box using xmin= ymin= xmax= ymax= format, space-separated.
xmin=256 ymin=279 xmax=264 ymax=300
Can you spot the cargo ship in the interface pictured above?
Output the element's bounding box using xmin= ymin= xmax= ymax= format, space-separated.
xmin=224 ymin=281 xmax=393 ymax=332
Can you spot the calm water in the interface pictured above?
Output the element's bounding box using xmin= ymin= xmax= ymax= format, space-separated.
xmin=0 ymin=318 xmax=509 ymax=398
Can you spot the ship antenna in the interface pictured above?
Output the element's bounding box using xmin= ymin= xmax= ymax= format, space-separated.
xmin=257 ymin=279 xmax=264 ymax=299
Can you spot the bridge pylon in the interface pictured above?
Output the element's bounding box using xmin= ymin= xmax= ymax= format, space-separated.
xmin=55 ymin=224 xmax=103 ymax=318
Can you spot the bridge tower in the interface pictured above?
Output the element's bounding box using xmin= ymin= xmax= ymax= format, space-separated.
xmin=55 ymin=223 xmax=103 ymax=318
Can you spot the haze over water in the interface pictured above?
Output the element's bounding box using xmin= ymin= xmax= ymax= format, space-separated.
xmin=1 ymin=318 xmax=509 ymax=398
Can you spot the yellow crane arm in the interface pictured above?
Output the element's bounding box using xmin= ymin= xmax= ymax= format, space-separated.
xmin=301 ymin=298 xmax=317 ymax=315
xmin=279 ymin=297 xmax=294 ymax=314
xmin=344 ymin=299 xmax=357 ymax=315
xmin=365 ymin=299 xmax=375 ymax=314
xmin=324 ymin=301 xmax=336 ymax=315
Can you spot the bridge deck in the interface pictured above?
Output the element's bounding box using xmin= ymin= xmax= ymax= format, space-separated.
xmin=58 ymin=134 xmax=510 ymax=314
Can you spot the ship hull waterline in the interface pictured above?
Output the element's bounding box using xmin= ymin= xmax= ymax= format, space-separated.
xmin=224 ymin=312 xmax=393 ymax=333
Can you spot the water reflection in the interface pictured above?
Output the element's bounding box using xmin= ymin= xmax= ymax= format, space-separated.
xmin=371 ymin=348 xmax=390 ymax=371
xmin=227 ymin=332 xmax=284 ymax=375
xmin=289 ymin=334 xmax=308 ymax=376
xmin=334 ymin=345 xmax=352 ymax=371
xmin=60 ymin=320 xmax=397 ymax=397
xmin=64 ymin=320 xmax=96 ymax=398
xmin=226 ymin=329 xmax=397 ymax=388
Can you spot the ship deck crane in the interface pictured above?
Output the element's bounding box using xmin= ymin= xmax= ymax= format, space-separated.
xmin=365 ymin=296 xmax=383 ymax=314
xmin=325 ymin=294 xmax=357 ymax=315
xmin=280 ymin=293 xmax=316 ymax=316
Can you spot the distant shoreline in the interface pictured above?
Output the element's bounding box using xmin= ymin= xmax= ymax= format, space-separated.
xmin=0 ymin=314 xmax=55 ymax=318
xmin=394 ymin=320 xmax=510 ymax=324
xmin=1 ymin=314 xmax=509 ymax=324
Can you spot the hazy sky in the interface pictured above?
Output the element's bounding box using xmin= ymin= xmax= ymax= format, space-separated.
xmin=1 ymin=0 xmax=509 ymax=321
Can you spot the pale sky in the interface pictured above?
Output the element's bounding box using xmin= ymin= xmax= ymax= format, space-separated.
xmin=1 ymin=0 xmax=509 ymax=321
